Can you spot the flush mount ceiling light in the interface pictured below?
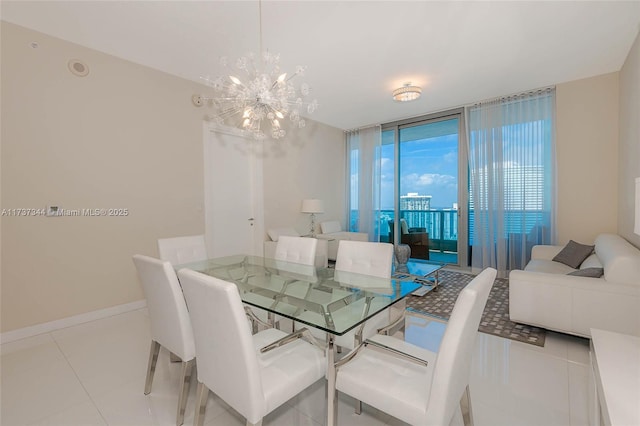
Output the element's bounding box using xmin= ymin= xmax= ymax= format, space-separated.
xmin=392 ymin=83 xmax=422 ymax=102
xmin=197 ymin=0 xmax=317 ymax=140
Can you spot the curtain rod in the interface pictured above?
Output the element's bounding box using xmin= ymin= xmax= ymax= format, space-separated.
xmin=470 ymin=86 xmax=556 ymax=107
xmin=344 ymin=85 xmax=556 ymax=132
xmin=344 ymin=124 xmax=381 ymax=134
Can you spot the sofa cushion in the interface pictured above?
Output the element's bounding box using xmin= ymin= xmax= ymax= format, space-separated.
xmin=552 ymin=240 xmax=594 ymax=269
xmin=267 ymin=227 xmax=300 ymax=242
xmin=320 ymin=221 xmax=342 ymax=234
xmin=568 ymin=267 xmax=604 ymax=278
xmin=524 ymin=259 xmax=576 ymax=275
xmin=580 ymin=253 xmax=603 ymax=269
xmin=400 ymin=219 xmax=409 ymax=234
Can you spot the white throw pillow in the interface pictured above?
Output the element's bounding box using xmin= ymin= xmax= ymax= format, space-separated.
xmin=400 ymin=218 xmax=409 ymax=234
xmin=580 ymin=253 xmax=603 ymax=269
xmin=267 ymin=227 xmax=300 ymax=242
xmin=320 ymin=221 xmax=342 ymax=234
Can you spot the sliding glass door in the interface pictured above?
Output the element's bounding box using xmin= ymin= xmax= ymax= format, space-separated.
xmin=381 ymin=109 xmax=467 ymax=266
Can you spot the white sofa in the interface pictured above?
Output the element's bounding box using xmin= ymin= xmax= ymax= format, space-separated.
xmin=263 ymin=227 xmax=328 ymax=268
xmin=509 ymin=233 xmax=640 ymax=338
xmin=316 ymin=220 xmax=368 ymax=261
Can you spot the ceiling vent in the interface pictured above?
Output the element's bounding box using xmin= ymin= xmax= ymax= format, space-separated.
xmin=68 ymin=59 xmax=89 ymax=77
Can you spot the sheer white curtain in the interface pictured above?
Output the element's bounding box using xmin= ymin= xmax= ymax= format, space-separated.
xmin=467 ymin=88 xmax=556 ymax=277
xmin=346 ymin=125 xmax=382 ymax=241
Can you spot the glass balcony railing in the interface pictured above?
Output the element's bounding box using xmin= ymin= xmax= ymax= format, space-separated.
xmin=378 ymin=209 xmax=459 ymax=253
xmin=350 ymin=208 xmax=550 ymax=255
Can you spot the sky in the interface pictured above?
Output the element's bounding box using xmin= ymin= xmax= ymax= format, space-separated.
xmin=350 ymin=117 xmax=552 ymax=233
xmin=379 ymin=132 xmax=459 ymax=210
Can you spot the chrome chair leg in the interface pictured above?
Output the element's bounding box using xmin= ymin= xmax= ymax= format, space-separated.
xmin=326 ymin=336 xmax=336 ymax=426
xmin=176 ymin=359 xmax=194 ymax=426
xmin=331 ymin=341 xmax=366 ymax=426
xmin=460 ymin=384 xmax=474 ymax=426
xmin=355 ymin=400 xmax=362 ymax=415
xmin=144 ymin=340 xmax=161 ymax=394
xmin=194 ymin=382 xmax=209 ymax=426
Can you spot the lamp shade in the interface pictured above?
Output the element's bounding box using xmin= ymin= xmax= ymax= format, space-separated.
xmin=301 ymin=199 xmax=324 ymax=214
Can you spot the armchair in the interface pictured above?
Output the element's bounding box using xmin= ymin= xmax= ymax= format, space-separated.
xmin=388 ymin=219 xmax=430 ymax=260
xmin=316 ymin=220 xmax=368 ymax=261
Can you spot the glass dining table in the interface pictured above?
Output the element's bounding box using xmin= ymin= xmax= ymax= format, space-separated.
xmin=176 ymin=254 xmax=428 ymax=425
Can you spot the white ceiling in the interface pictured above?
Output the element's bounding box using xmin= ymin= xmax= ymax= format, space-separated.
xmin=2 ymin=1 xmax=639 ymax=130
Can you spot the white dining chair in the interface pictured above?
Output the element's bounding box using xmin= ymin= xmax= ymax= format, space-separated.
xmin=157 ymin=233 xmax=275 ymax=335
xmin=247 ymin=236 xmax=319 ymax=332
xmin=274 ymin=235 xmax=318 ymax=265
xmin=157 ymin=235 xmax=208 ymax=351
xmin=132 ymin=255 xmax=196 ymax=426
xmin=330 ymin=267 xmax=497 ymax=426
xmin=177 ymin=268 xmax=326 ymax=426
xmin=334 ymin=239 xmax=394 ymax=277
xmin=334 ymin=240 xmax=399 ymax=347
xmin=158 ymin=235 xmax=207 ymax=266
xmin=273 ymin=236 xmax=320 ymax=300
xmin=296 ymin=240 xmax=396 ymax=350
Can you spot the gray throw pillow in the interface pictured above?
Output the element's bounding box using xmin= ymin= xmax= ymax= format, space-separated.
xmin=552 ymin=240 xmax=594 ymax=269
xmin=567 ymin=267 xmax=604 ymax=278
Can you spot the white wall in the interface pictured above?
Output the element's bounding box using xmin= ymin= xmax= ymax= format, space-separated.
xmin=262 ymin=122 xmax=345 ymax=237
xmin=1 ymin=22 xmax=343 ymax=333
xmin=618 ymin=30 xmax=640 ymax=248
xmin=555 ymin=73 xmax=619 ymax=244
xmin=1 ymin=22 xmax=204 ymax=332
xmin=554 ymin=30 xmax=640 ymax=249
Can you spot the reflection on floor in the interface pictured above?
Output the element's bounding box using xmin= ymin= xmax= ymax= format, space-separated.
xmin=1 ymin=308 xmax=590 ymax=426
xmin=427 ymin=250 xmax=458 ymax=265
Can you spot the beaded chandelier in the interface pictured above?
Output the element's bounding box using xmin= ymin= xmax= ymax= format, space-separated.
xmin=199 ymin=1 xmax=317 ymax=140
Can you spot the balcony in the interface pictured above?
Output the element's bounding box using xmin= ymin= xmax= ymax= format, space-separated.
xmin=351 ymin=208 xmax=550 ymax=267
xmin=377 ymin=209 xmax=459 ymax=260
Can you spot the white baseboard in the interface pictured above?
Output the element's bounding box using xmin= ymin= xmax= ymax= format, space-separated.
xmin=0 ymin=299 xmax=147 ymax=345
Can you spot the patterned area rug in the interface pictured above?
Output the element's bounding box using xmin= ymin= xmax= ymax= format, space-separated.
xmin=406 ymin=269 xmax=546 ymax=347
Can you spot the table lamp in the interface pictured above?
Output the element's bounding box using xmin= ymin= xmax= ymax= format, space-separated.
xmin=301 ymin=199 xmax=324 ymax=237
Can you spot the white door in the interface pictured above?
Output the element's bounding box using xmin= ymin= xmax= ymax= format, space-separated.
xmin=203 ymin=123 xmax=264 ymax=257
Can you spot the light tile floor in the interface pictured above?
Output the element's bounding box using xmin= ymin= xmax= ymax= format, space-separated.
xmin=1 ymin=308 xmax=591 ymax=426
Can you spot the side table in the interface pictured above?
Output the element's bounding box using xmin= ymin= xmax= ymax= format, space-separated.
xmin=589 ymin=328 xmax=640 ymax=426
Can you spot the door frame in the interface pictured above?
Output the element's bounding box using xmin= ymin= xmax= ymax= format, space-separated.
xmin=203 ymin=122 xmax=265 ymax=257
xmin=382 ymin=108 xmax=468 ymax=267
